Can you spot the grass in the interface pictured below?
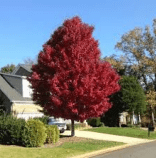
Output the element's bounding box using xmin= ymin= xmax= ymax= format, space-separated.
xmin=0 ymin=139 xmax=124 ymax=158
xmin=83 ymin=127 xmax=156 ymax=139
xmin=60 ymin=139 xmax=124 ymax=152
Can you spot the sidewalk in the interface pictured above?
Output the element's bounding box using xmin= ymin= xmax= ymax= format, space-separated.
xmin=61 ymin=130 xmax=155 ymax=158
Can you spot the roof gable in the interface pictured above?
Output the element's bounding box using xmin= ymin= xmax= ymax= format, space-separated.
xmin=12 ymin=64 xmax=32 ymax=76
xmin=0 ymin=73 xmax=32 ymax=102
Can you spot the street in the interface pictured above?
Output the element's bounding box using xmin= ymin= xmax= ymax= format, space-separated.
xmin=91 ymin=140 xmax=156 ymax=158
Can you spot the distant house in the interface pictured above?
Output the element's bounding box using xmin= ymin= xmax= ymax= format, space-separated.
xmin=0 ymin=64 xmax=44 ymax=120
xmin=119 ymin=111 xmax=140 ymax=125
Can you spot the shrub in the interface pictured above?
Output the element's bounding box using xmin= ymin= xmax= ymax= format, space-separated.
xmin=45 ymin=125 xmax=56 ymax=144
xmin=45 ymin=125 xmax=59 ymax=144
xmin=22 ymin=119 xmax=47 ymax=147
xmin=99 ymin=122 xmax=105 ymax=127
xmin=87 ymin=117 xmax=102 ymax=127
xmin=54 ymin=125 xmax=60 ymax=143
xmin=0 ymin=105 xmax=6 ymax=116
xmin=0 ymin=114 xmax=26 ymax=145
xmin=33 ymin=116 xmax=49 ymax=125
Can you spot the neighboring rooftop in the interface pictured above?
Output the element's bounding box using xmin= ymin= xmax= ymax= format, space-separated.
xmin=20 ymin=64 xmax=32 ymax=72
xmin=11 ymin=64 xmax=32 ymax=76
xmin=0 ymin=74 xmax=32 ymax=102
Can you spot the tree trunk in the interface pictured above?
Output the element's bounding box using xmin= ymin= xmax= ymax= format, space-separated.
xmin=130 ymin=111 xmax=134 ymax=125
xmin=119 ymin=122 xmax=121 ymax=127
xmin=152 ymin=111 xmax=155 ymax=126
xmin=118 ymin=113 xmax=121 ymax=127
xmin=133 ymin=111 xmax=135 ymax=125
xmin=130 ymin=115 xmax=133 ymax=125
xmin=138 ymin=112 xmax=141 ymax=124
xmin=71 ymin=119 xmax=75 ymax=137
xmin=151 ymin=105 xmax=155 ymax=127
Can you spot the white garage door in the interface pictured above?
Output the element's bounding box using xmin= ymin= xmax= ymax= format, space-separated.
xmin=16 ymin=112 xmax=44 ymax=120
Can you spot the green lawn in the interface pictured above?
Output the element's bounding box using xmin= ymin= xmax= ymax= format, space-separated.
xmin=83 ymin=127 xmax=156 ymax=139
xmin=0 ymin=139 xmax=124 ymax=158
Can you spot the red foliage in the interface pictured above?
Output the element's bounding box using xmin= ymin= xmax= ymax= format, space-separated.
xmin=28 ymin=16 xmax=120 ymax=122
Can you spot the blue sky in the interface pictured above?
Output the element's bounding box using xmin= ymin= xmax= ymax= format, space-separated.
xmin=0 ymin=0 xmax=156 ymax=68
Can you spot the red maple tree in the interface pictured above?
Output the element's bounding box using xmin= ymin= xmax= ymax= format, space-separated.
xmin=28 ymin=16 xmax=120 ymax=136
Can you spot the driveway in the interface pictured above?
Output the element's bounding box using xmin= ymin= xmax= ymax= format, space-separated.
xmin=61 ymin=130 xmax=155 ymax=158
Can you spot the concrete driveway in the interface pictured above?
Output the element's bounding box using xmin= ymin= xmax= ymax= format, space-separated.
xmin=61 ymin=130 xmax=155 ymax=158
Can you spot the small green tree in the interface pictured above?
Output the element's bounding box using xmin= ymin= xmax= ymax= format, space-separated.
xmin=0 ymin=64 xmax=16 ymax=74
xmin=120 ymin=76 xmax=147 ymax=124
xmin=101 ymin=76 xmax=147 ymax=126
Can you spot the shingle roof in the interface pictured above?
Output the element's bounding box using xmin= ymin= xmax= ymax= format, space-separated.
xmin=20 ymin=64 xmax=32 ymax=72
xmin=11 ymin=64 xmax=32 ymax=75
xmin=0 ymin=74 xmax=32 ymax=102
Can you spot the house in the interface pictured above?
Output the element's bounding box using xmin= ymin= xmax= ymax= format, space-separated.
xmin=0 ymin=64 xmax=84 ymax=124
xmin=0 ymin=64 xmax=44 ymax=120
xmin=11 ymin=64 xmax=32 ymax=76
xmin=119 ymin=111 xmax=140 ymax=126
